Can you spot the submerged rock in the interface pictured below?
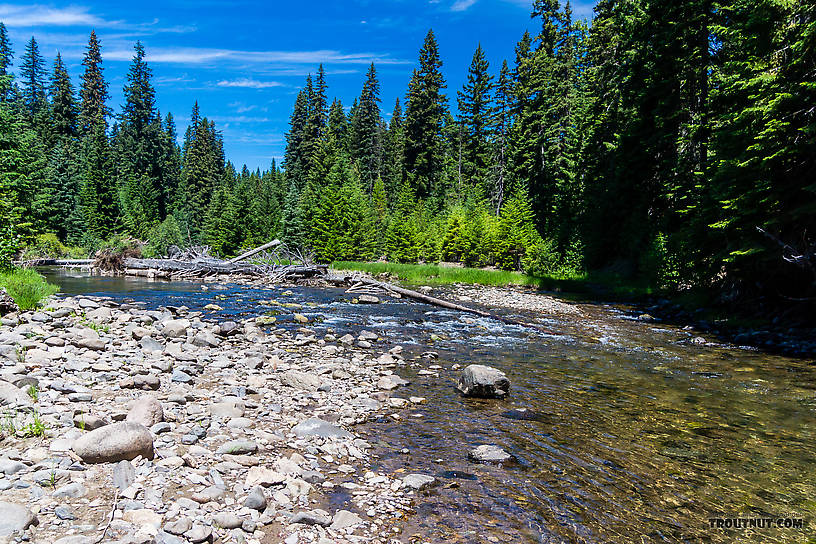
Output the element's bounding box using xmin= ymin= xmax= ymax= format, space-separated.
xmin=457 ymin=364 xmax=510 ymax=398
xmin=468 ymin=444 xmax=512 ymax=464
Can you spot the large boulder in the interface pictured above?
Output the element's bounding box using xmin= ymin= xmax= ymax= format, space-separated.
xmin=0 ymin=289 xmax=18 ymax=316
xmin=457 ymin=364 xmax=510 ymax=398
xmin=72 ymin=422 xmax=154 ymax=463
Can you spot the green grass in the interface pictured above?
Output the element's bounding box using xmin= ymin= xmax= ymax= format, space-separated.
xmin=331 ymin=261 xmax=657 ymax=300
xmin=0 ymin=268 xmax=59 ymax=310
xmin=332 ymin=261 xmax=581 ymax=287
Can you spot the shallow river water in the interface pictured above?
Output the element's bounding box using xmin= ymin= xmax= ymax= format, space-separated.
xmin=41 ymin=268 xmax=816 ymax=544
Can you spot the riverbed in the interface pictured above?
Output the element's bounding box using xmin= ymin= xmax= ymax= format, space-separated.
xmin=40 ymin=268 xmax=816 ymax=543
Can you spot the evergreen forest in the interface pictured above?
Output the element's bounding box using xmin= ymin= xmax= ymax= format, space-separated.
xmin=0 ymin=0 xmax=814 ymax=315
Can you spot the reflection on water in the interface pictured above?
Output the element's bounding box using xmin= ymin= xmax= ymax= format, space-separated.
xmin=41 ymin=268 xmax=816 ymax=543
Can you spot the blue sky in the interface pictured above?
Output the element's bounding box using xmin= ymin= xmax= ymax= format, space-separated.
xmin=0 ymin=1 xmax=595 ymax=170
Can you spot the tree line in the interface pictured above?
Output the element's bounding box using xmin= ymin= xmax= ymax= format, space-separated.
xmin=0 ymin=0 xmax=813 ymax=310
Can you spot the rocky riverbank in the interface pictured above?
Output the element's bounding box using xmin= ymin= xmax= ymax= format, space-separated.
xmin=0 ymin=293 xmax=435 ymax=544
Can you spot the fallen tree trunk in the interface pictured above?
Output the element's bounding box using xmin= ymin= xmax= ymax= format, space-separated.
xmin=15 ymin=258 xmax=94 ymax=267
xmin=228 ymin=239 xmax=282 ymax=264
xmin=341 ymin=274 xmax=552 ymax=334
xmin=122 ymin=258 xmax=327 ymax=279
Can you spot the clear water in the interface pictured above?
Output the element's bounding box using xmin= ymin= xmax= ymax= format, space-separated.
xmin=41 ymin=268 xmax=816 ymax=543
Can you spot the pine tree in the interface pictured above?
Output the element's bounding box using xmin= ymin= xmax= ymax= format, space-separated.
xmin=457 ymin=44 xmax=494 ymax=192
xmin=492 ymin=59 xmax=513 ymax=213
xmin=0 ymin=23 xmax=13 ymax=102
xmin=350 ymin=63 xmax=382 ymax=193
xmin=49 ymin=53 xmax=77 ymax=139
xmin=283 ymin=87 xmax=310 ymax=190
xmin=20 ymin=37 xmax=47 ymax=117
xmin=404 ymin=29 xmax=448 ymax=198
xmin=383 ymin=98 xmax=405 ymax=200
xmin=79 ymin=31 xmax=110 ymax=135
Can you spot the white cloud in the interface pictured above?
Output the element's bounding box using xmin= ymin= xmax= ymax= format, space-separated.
xmin=0 ymin=4 xmax=106 ymax=27
xmin=217 ymin=78 xmax=284 ymax=89
xmin=451 ymin=0 xmax=478 ymax=11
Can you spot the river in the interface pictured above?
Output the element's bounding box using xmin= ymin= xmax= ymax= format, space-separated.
xmin=40 ymin=267 xmax=816 ymax=544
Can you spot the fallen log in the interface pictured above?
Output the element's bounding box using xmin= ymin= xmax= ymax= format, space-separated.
xmin=122 ymin=258 xmax=327 ymax=279
xmin=228 ymin=239 xmax=282 ymax=264
xmin=342 ymin=274 xmax=552 ymax=334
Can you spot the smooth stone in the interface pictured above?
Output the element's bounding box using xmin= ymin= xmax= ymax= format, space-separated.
xmin=280 ymin=369 xmax=321 ymax=392
xmin=402 ymin=473 xmax=436 ymax=490
xmin=0 ymin=458 xmax=27 ymax=476
xmin=54 ymin=505 xmax=75 ymax=520
xmin=53 ymin=481 xmax=87 ymax=498
xmin=457 ymin=364 xmax=510 ymax=398
xmin=330 ymin=509 xmax=364 ymax=530
xmin=217 ymin=440 xmax=257 ymax=455
xmin=468 ymin=444 xmax=512 ymax=464
xmin=171 ymin=370 xmax=192 ymax=383
xmin=162 ymin=319 xmax=190 ymax=339
xmin=291 ymin=417 xmax=352 ymax=439
xmin=184 ymin=524 xmax=212 ymax=543
xmin=73 ymin=413 xmax=107 ymax=431
xmin=72 ymin=422 xmax=154 ymax=463
xmin=164 ymin=516 xmax=193 ymax=535
xmin=126 ymin=397 xmax=164 ymax=428
xmin=243 ymin=486 xmax=267 ymax=511
xmin=0 ymin=502 xmax=37 ymax=536
xmin=212 ymin=512 xmax=242 ymax=529
xmin=0 ymin=380 xmax=32 ymax=407
xmin=245 ymin=467 xmax=285 ymax=487
xmin=290 ymin=510 xmax=331 ymax=526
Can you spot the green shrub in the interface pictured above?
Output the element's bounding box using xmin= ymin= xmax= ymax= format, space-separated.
xmin=19 ymin=233 xmax=88 ymax=260
xmin=0 ymin=269 xmax=59 ymax=310
xmin=522 ymin=237 xmax=560 ymax=277
xmin=0 ymin=224 xmax=22 ymax=271
xmin=143 ymin=215 xmax=184 ymax=258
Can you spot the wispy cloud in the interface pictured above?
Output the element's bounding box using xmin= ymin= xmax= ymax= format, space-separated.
xmin=217 ymin=78 xmax=284 ymax=89
xmin=450 ymin=0 xmax=478 ymax=11
xmin=99 ymin=46 xmax=409 ymax=67
xmin=0 ymin=4 xmax=195 ymax=33
xmin=0 ymin=4 xmax=106 ymax=27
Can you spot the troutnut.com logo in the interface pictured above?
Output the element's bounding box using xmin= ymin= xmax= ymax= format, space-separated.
xmin=708 ymin=516 xmax=805 ymax=529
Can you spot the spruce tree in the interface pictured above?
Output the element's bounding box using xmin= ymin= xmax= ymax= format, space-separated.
xmin=457 ymin=44 xmax=494 ymax=192
xmin=404 ymin=29 xmax=448 ymax=198
xmin=350 ymin=63 xmax=382 ymax=193
xmin=20 ymin=37 xmax=47 ymax=117
xmin=49 ymin=53 xmax=77 ymax=139
xmin=79 ymin=31 xmax=110 ymax=135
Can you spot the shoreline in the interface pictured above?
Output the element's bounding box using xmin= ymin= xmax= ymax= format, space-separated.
xmin=0 ymin=292 xmax=436 ymax=544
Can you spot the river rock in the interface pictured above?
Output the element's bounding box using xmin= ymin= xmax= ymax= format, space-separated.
xmin=126 ymin=397 xmax=164 ymax=428
xmin=245 ymin=466 xmax=285 ymax=487
xmin=244 ymin=486 xmax=267 ymax=510
xmin=290 ymin=510 xmax=331 ymax=526
xmin=162 ymin=319 xmax=190 ymax=339
xmin=72 ymin=422 xmax=154 ymax=463
xmin=0 ymin=502 xmax=37 ymax=536
xmin=53 ymin=481 xmax=87 ymax=498
xmin=0 ymin=380 xmax=33 ymax=407
xmin=217 ymin=439 xmax=257 ymax=455
xmin=0 ymin=289 xmax=19 ymax=315
xmin=357 ymin=294 xmax=380 ymax=304
xmin=164 ymin=517 xmax=192 ymax=535
xmin=402 ymin=473 xmax=436 ymax=490
xmin=212 ymin=512 xmax=242 ymax=529
xmin=469 ymin=444 xmax=512 ymax=463
xmin=330 ymin=509 xmax=363 ymax=530
xmin=209 ymin=397 xmax=245 ymax=419
xmin=457 ymin=364 xmax=510 ymax=398
xmin=216 ymin=321 xmax=240 ymax=336
xmin=280 ymin=369 xmax=321 ymax=391
xmin=291 ymin=417 xmax=352 ymax=439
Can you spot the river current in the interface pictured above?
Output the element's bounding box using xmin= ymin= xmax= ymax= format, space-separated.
xmin=40 ymin=268 xmax=816 ymax=544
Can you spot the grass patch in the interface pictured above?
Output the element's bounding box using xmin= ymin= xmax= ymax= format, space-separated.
xmin=332 ymin=261 xmax=581 ymax=287
xmin=0 ymin=268 xmax=59 ymax=310
xmin=331 ymin=261 xmax=658 ymax=301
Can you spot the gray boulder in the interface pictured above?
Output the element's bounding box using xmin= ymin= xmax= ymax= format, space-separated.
xmin=162 ymin=319 xmax=190 ymax=339
xmin=457 ymin=364 xmax=510 ymax=398
xmin=0 ymin=380 xmax=32 ymax=407
xmin=0 ymin=502 xmax=37 ymax=536
xmin=72 ymin=422 xmax=154 ymax=463
xmin=402 ymin=473 xmax=436 ymax=490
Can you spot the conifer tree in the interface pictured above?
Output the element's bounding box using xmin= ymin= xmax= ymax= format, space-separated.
xmin=20 ymin=37 xmax=47 ymax=117
xmin=49 ymin=53 xmax=77 ymax=139
xmin=404 ymin=29 xmax=448 ymax=198
xmin=79 ymin=31 xmax=110 ymax=135
xmin=457 ymin=44 xmax=494 ymax=192
xmin=350 ymin=63 xmax=382 ymax=193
